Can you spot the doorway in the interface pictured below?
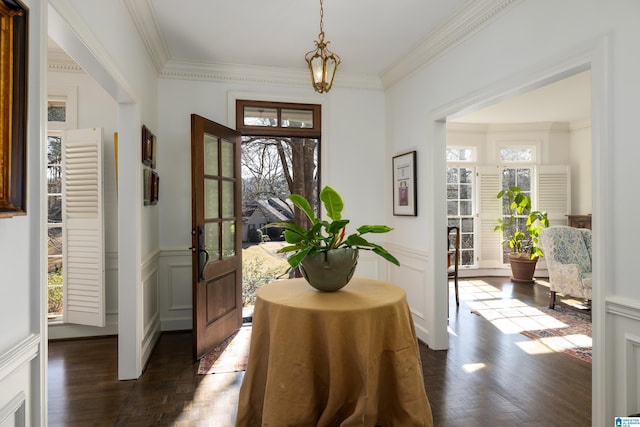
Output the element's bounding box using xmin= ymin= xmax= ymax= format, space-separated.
xmin=446 ymin=70 xmax=592 ymax=278
xmin=438 ymin=64 xmax=598 ymax=416
xmin=235 ymin=100 xmax=321 ymax=312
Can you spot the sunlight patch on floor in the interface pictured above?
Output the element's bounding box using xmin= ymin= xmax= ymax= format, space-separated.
xmin=458 ymin=279 xmax=591 ymax=357
xmin=462 ymin=363 xmax=486 ymax=373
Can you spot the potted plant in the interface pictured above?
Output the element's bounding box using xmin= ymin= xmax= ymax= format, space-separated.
xmin=494 ymin=186 xmax=549 ymax=283
xmin=267 ymin=185 xmax=400 ymax=291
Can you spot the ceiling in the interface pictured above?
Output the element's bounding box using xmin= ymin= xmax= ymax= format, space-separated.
xmin=49 ymin=0 xmax=591 ymax=125
xmin=137 ymin=0 xmax=468 ymax=76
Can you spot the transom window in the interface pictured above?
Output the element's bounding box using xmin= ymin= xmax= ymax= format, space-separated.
xmin=500 ymin=147 xmax=534 ymax=162
xmin=237 ymin=100 xmax=320 ymax=137
xmin=446 ymin=148 xmax=474 ymax=162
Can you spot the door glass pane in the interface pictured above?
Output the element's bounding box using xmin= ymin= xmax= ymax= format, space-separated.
xmin=222 ymin=180 xmax=234 ymax=217
xmin=222 ymin=220 xmax=235 ymax=258
xmin=204 ymin=134 xmax=218 ymax=176
xmin=281 ymin=109 xmax=313 ymax=128
xmin=204 ymin=223 xmax=220 ymax=261
xmin=204 ymin=179 xmax=219 ymax=219
xmin=221 ymin=139 xmax=234 ymax=178
xmin=244 ymin=106 xmax=277 ymax=127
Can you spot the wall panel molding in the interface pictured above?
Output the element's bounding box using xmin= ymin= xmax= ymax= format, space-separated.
xmin=0 ymin=391 xmax=25 ymax=426
xmin=626 ymin=333 xmax=640 ymax=416
xmin=0 ymin=334 xmax=39 ymax=383
xmin=606 ymin=296 xmax=640 ymax=321
xmin=158 ymin=249 xmax=192 ymax=331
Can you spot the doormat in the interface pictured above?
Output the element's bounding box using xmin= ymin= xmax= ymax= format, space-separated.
xmin=197 ymin=326 xmax=251 ymax=374
xmin=471 ymin=304 xmax=591 ymax=363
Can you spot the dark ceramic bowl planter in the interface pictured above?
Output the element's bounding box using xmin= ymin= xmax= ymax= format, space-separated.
xmin=299 ymin=248 xmax=359 ymax=292
xmin=265 ymin=186 xmax=400 ymax=289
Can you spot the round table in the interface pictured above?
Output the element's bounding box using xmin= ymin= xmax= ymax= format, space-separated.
xmin=235 ymin=278 xmax=433 ymax=427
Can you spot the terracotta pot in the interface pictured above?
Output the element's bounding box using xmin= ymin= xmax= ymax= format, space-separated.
xmin=508 ymin=253 xmax=538 ymax=284
xmin=298 ymin=248 xmax=359 ymax=292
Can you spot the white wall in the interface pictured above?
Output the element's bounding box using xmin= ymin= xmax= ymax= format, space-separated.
xmin=156 ymin=78 xmax=387 ymax=330
xmin=384 ymin=0 xmax=639 ymax=423
xmin=0 ymin=0 xmax=46 ymax=424
xmin=569 ymin=121 xmax=593 ymax=214
xmin=47 ymin=69 xmax=120 ymax=340
xmin=50 ymin=0 xmax=161 ymax=380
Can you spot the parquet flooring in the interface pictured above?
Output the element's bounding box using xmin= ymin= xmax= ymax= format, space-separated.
xmin=48 ymin=276 xmax=591 ymax=426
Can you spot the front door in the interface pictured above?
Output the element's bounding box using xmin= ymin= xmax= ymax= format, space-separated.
xmin=190 ymin=114 xmax=242 ymax=360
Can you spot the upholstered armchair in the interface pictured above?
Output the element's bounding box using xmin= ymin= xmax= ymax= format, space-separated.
xmin=539 ymin=226 xmax=592 ymax=309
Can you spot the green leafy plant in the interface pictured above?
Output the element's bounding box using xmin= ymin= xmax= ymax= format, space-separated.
xmin=494 ymin=186 xmax=549 ymax=259
xmin=267 ymin=185 xmax=400 ymax=269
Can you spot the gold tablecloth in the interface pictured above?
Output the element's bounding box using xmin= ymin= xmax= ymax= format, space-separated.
xmin=236 ymin=278 xmax=433 ymax=427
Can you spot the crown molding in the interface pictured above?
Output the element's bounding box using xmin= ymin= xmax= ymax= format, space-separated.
xmin=48 ymin=49 xmax=83 ymax=73
xmin=48 ymin=62 xmax=84 ymax=73
xmin=380 ymin=0 xmax=522 ymax=90
xmin=123 ymin=0 xmax=168 ymax=73
xmin=160 ymin=60 xmax=383 ymax=92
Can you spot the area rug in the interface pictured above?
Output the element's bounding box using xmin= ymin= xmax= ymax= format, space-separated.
xmin=197 ymin=326 xmax=252 ymax=374
xmin=519 ymin=306 xmax=591 ymax=363
xmin=471 ymin=303 xmax=592 ymax=363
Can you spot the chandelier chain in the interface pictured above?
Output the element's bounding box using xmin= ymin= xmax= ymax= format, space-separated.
xmin=319 ymin=0 xmax=324 ymax=36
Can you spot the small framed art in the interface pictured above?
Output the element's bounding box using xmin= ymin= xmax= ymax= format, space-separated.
xmin=392 ymin=151 xmax=417 ymax=216
xmin=141 ymin=125 xmax=156 ymax=167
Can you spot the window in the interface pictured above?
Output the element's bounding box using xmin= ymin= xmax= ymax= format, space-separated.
xmin=447 ymin=146 xmax=476 ymax=267
xmin=46 ymin=89 xmax=78 ymax=322
xmin=446 ymin=147 xmax=474 ymax=162
xmin=237 ymin=100 xmax=321 ymax=228
xmin=447 ymin=166 xmax=475 ymax=266
xmin=47 ymin=94 xmax=68 ymax=320
xmin=48 ymin=133 xmax=63 ymax=319
xmin=500 ymin=147 xmax=533 ymax=162
xmin=500 ymin=167 xmax=532 ymax=263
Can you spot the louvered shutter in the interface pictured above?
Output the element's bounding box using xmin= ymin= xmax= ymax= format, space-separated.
xmin=536 ymin=165 xmax=570 ymax=226
xmin=477 ymin=166 xmax=502 ymax=268
xmin=62 ymin=128 xmax=105 ymax=327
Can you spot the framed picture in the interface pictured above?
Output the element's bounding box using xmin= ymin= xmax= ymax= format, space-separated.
xmin=151 ymin=171 xmax=159 ymax=205
xmin=142 ymin=125 xmax=155 ymax=167
xmin=143 ymin=168 xmax=152 ymax=205
xmin=0 ymin=1 xmax=28 ymax=218
xmin=392 ymin=151 xmax=417 ymax=216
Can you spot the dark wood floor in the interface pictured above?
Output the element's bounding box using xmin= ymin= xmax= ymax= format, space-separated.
xmin=48 ymin=277 xmax=591 ymax=426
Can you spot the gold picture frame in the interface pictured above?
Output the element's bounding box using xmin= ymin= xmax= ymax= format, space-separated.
xmin=0 ymin=0 xmax=28 ymax=218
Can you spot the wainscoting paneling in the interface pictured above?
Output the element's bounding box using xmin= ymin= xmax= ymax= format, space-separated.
xmin=385 ymin=243 xmax=430 ymax=341
xmin=0 ymin=334 xmax=39 ymax=427
xmin=606 ymin=296 xmax=640 ymax=417
xmin=158 ymin=249 xmax=193 ymax=331
xmin=142 ymin=250 xmax=161 ymax=365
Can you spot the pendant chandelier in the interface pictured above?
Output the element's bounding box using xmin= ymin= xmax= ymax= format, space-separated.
xmin=304 ymin=0 xmax=341 ymax=93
